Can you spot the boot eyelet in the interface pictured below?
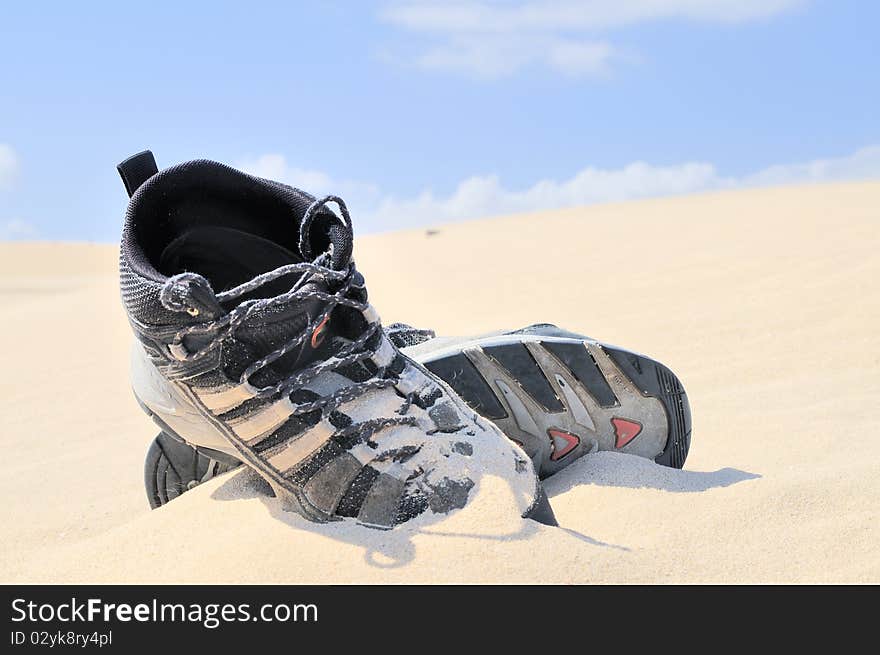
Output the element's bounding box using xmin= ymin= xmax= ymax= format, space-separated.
xmin=185 ymin=307 xmax=200 ymax=317
xmin=168 ymin=342 xmax=190 ymax=361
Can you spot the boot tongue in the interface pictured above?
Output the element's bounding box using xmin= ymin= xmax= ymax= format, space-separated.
xmin=164 ymin=209 xmax=357 ymax=389
xmin=159 ymin=225 xmax=326 ymax=387
xmin=232 ymin=298 xmax=326 ymax=389
xmin=227 ymin=211 xmax=352 ymax=387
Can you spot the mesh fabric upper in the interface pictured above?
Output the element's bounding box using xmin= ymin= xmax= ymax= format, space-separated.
xmin=118 ymin=158 xmax=346 ymax=329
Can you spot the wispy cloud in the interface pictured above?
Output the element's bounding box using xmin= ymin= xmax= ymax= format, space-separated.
xmin=0 ymin=145 xmax=31 ymax=240
xmin=0 ymin=143 xmax=19 ymax=190
xmin=379 ymin=0 xmax=804 ymax=77
xmin=383 ymin=1 xmax=803 ymax=33
xmin=236 ymin=154 xmax=381 ymax=207
xmin=368 ymin=161 xmax=719 ymax=228
xmin=404 ymin=33 xmax=613 ymax=78
xmin=0 ymin=219 xmax=38 ymax=240
xmin=238 ymin=145 xmax=880 ymax=233
xmin=742 ymin=145 xmax=880 ymax=186
xmin=365 ymin=145 xmax=880 ymax=229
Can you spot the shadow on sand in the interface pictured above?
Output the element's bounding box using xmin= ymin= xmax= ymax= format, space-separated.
xmin=209 ymin=451 xmax=759 ymax=569
xmin=543 ymin=451 xmax=760 ymax=497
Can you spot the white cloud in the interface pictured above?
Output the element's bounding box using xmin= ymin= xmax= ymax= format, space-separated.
xmin=546 ymin=39 xmax=614 ymax=75
xmin=236 ymin=154 xmax=336 ymax=195
xmin=0 ymin=143 xmax=19 ymax=190
xmin=383 ymin=1 xmax=803 ymax=33
xmin=742 ymin=145 xmax=880 ymax=187
xmin=0 ymin=219 xmax=38 ymax=240
xmin=362 ymin=144 xmax=880 ymax=230
xmin=367 ymin=161 xmax=721 ymax=229
xmin=379 ymin=0 xmax=803 ymax=77
xmin=414 ymin=34 xmax=612 ymax=78
xmin=235 ymin=154 xmax=381 ymax=208
xmin=0 ymin=146 xmax=30 ymax=240
xmin=239 ymin=145 xmax=880 ymax=233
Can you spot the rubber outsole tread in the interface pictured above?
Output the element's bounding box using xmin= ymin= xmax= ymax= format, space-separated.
xmin=602 ymin=345 xmax=691 ymax=469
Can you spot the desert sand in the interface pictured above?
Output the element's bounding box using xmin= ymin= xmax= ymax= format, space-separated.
xmin=1 ymin=181 xmax=878 ymax=583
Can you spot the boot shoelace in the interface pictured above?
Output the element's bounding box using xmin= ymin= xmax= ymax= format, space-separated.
xmin=158 ymin=196 xmax=418 ymax=442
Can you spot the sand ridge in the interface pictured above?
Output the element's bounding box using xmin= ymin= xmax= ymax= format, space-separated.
xmin=1 ymin=181 xmax=878 ymax=583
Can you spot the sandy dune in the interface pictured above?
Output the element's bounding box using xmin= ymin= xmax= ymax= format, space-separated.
xmin=1 ymin=181 xmax=878 ymax=583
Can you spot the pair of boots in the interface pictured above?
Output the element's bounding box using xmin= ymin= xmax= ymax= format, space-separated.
xmin=119 ymin=151 xmax=691 ymax=529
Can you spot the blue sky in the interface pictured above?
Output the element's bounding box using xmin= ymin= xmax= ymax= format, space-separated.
xmin=1 ymin=0 xmax=878 ymax=241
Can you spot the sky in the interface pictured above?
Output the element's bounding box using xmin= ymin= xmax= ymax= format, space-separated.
xmin=1 ymin=0 xmax=878 ymax=241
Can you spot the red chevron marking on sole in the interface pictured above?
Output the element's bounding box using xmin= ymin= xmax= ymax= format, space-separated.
xmin=548 ymin=429 xmax=580 ymax=461
xmin=612 ymin=418 xmax=643 ymax=448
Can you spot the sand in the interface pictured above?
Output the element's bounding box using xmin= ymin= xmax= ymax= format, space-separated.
xmin=1 ymin=181 xmax=878 ymax=583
